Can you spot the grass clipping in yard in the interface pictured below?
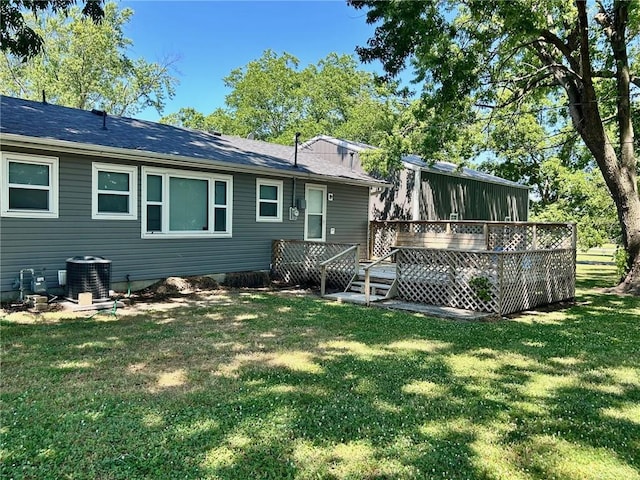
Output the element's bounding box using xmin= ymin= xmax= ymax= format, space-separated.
xmin=1 ymin=265 xmax=639 ymax=479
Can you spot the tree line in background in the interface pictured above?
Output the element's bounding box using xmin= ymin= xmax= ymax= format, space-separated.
xmin=159 ymin=50 xmax=404 ymax=149
xmin=1 ymin=0 xmax=637 ymax=292
xmin=0 ymin=1 xmax=176 ymax=116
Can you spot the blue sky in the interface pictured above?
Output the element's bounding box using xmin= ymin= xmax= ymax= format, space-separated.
xmin=120 ymin=0 xmax=393 ymax=121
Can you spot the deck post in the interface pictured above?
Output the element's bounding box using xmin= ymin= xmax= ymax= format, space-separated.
xmin=498 ymin=251 xmax=504 ymax=316
xmin=483 ymin=223 xmax=489 ymax=250
xmin=364 ymin=268 xmax=371 ymax=305
xmin=320 ymin=265 xmax=327 ymax=296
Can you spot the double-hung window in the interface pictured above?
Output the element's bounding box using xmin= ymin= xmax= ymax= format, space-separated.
xmin=1 ymin=152 xmax=58 ymax=218
xmin=142 ymin=167 xmax=232 ymax=238
xmin=256 ymin=178 xmax=283 ymax=222
xmin=92 ymin=163 xmax=137 ymax=219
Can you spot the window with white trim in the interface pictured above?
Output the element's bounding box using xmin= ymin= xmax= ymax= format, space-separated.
xmin=1 ymin=152 xmax=59 ymax=218
xmin=92 ymin=163 xmax=137 ymax=220
xmin=141 ymin=167 xmax=232 ymax=238
xmin=256 ymin=178 xmax=283 ymax=222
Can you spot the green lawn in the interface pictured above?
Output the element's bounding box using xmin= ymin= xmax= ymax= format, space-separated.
xmin=576 ymin=243 xmax=617 ymax=264
xmin=1 ymin=265 xmax=639 ymax=480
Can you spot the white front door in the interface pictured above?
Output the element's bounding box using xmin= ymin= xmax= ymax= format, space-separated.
xmin=304 ymin=184 xmax=326 ymax=241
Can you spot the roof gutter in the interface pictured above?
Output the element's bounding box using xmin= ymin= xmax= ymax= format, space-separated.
xmin=0 ymin=133 xmax=390 ymax=189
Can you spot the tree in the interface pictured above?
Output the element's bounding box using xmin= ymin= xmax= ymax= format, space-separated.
xmin=160 ymin=50 xmax=404 ymax=147
xmin=349 ymin=0 xmax=640 ymax=294
xmin=0 ymin=2 xmax=177 ymax=116
xmin=222 ymin=50 xmax=304 ymax=142
xmin=1 ymin=0 xmax=104 ymax=61
xmin=477 ymin=94 xmax=620 ymax=249
xmin=160 ymin=108 xmax=212 ymax=132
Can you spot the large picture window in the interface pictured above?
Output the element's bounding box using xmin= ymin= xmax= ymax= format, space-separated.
xmin=256 ymin=178 xmax=283 ymax=222
xmin=92 ymin=163 xmax=137 ymax=220
xmin=1 ymin=152 xmax=58 ymax=218
xmin=142 ymin=167 xmax=232 ymax=238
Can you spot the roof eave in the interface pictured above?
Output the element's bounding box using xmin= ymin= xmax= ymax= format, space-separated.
xmin=0 ymin=133 xmax=390 ymax=188
xmin=403 ymin=160 xmax=530 ymax=190
xmin=302 ymin=135 xmax=528 ymax=190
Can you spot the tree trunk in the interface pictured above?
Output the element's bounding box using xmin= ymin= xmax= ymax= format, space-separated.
xmin=574 ymin=0 xmax=640 ymax=294
xmin=586 ymin=139 xmax=640 ymax=294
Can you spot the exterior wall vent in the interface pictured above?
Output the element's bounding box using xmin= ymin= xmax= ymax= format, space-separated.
xmin=66 ymin=256 xmax=112 ymax=302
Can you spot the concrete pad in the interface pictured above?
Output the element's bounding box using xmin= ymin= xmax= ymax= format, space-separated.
xmin=324 ymin=292 xmax=386 ymax=304
xmin=59 ymin=300 xmax=126 ymax=312
xmin=324 ymin=292 xmax=495 ymax=321
xmin=376 ymin=299 xmax=495 ymax=321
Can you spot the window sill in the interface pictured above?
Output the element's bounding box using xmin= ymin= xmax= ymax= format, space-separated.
xmin=142 ymin=232 xmax=232 ymax=239
xmin=1 ymin=210 xmax=58 ymax=219
xmin=92 ymin=213 xmax=138 ymax=220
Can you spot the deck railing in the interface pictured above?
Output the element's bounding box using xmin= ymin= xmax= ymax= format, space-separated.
xmin=370 ymin=220 xmax=576 ymax=258
xmin=395 ymin=247 xmax=575 ymax=315
xmin=272 ymin=240 xmax=358 ymax=291
xmin=273 ymin=222 xmax=576 ymax=315
xmin=319 ymin=245 xmax=360 ymax=296
xmin=369 ymin=221 xmax=576 ymax=315
xmin=364 ymin=249 xmax=399 ymax=305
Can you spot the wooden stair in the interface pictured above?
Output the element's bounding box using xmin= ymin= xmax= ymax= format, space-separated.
xmin=324 ymin=268 xmax=397 ymax=305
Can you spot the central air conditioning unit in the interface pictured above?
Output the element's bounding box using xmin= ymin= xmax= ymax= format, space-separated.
xmin=66 ymin=256 xmax=112 ymax=302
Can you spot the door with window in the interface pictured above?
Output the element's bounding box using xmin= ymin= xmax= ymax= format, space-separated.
xmin=304 ymin=184 xmax=326 ymax=241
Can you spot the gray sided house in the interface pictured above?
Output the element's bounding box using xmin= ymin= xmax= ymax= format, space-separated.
xmin=301 ymin=135 xmax=530 ymax=222
xmin=0 ymin=96 xmax=385 ymax=300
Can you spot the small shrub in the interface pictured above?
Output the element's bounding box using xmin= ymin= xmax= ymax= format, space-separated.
xmin=469 ymin=276 xmax=493 ymax=302
xmin=614 ymin=247 xmax=629 ymax=279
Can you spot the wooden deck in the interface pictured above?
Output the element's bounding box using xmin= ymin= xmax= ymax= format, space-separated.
xmin=273 ymin=234 xmax=576 ymax=316
xmin=358 ymin=261 xmax=396 ymax=281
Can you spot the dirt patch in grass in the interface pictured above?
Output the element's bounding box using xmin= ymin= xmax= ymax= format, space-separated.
xmin=134 ymin=275 xmax=221 ymax=300
xmin=0 ymin=275 xmax=316 ymax=323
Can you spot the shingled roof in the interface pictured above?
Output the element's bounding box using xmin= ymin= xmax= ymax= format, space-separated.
xmin=0 ymin=96 xmax=386 ymax=187
xmin=302 ymin=134 xmax=529 ymax=190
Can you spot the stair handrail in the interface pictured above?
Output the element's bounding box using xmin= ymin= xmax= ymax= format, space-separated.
xmin=319 ymin=244 xmax=359 ymax=296
xmin=364 ymin=249 xmax=400 ymax=305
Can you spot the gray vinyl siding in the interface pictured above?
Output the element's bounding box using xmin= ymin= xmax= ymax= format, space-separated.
xmin=0 ymin=148 xmax=370 ymax=296
xmin=302 ymin=140 xmax=362 ymax=171
xmin=324 ymin=183 xmax=369 ymax=248
xmin=420 ymin=171 xmax=529 ymax=221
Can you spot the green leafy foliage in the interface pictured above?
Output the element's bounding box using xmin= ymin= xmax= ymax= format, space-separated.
xmin=160 ymin=108 xmax=213 ymax=132
xmin=0 ymin=2 xmax=177 ymax=116
xmin=0 ymin=0 xmax=104 ymax=61
xmin=615 ymin=247 xmax=630 ymax=278
xmin=478 ymin=95 xmax=621 ymax=250
xmin=532 ymin=166 xmax=619 ymax=250
xmin=160 ymin=50 xmax=404 ymax=146
xmin=468 ymin=276 xmax=493 ymax=302
xmin=223 ymin=50 xmax=304 ymax=142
